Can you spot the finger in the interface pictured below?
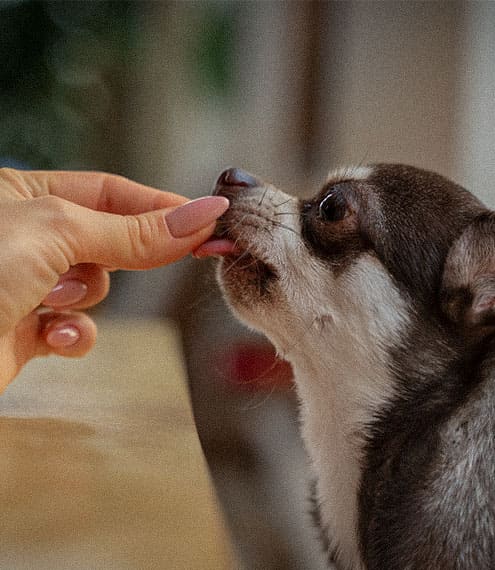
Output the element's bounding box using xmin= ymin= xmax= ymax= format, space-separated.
xmin=6 ymin=169 xmax=188 ymax=214
xmin=40 ymin=311 xmax=97 ymax=358
xmin=42 ymin=264 xmax=110 ymax=309
xmin=0 ymin=310 xmax=97 ymax=391
xmin=0 ymin=312 xmax=46 ymax=392
xmin=57 ymin=195 xmax=229 ymax=270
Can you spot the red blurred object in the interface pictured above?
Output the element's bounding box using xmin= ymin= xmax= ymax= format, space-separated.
xmin=219 ymin=342 xmax=294 ymax=392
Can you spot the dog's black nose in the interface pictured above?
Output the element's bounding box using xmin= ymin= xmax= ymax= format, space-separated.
xmin=214 ymin=168 xmax=260 ymax=195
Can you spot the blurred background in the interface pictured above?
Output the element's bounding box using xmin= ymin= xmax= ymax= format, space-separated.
xmin=1 ymin=1 xmax=494 ymax=569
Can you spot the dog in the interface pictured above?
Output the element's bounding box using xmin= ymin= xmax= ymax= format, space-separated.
xmin=194 ymin=164 xmax=495 ymax=569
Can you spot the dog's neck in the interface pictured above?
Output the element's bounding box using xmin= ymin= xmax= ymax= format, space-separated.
xmin=265 ymin=258 xmax=409 ymax=569
xmin=279 ymin=295 xmax=492 ymax=569
xmin=287 ymin=322 xmax=398 ymax=570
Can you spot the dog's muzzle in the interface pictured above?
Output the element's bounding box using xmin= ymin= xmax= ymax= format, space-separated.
xmin=193 ymin=168 xmax=262 ymax=259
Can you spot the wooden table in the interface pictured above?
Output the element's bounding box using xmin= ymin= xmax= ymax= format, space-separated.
xmin=0 ymin=319 xmax=237 ymax=570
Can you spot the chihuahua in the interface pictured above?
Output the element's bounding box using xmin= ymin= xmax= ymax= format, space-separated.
xmin=194 ymin=164 xmax=495 ymax=570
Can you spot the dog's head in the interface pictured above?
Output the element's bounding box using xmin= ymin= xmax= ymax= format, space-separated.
xmin=197 ymin=164 xmax=493 ymax=355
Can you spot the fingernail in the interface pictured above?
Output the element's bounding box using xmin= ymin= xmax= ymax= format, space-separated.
xmin=165 ymin=196 xmax=229 ymax=238
xmin=46 ymin=325 xmax=80 ymax=348
xmin=44 ymin=280 xmax=88 ymax=307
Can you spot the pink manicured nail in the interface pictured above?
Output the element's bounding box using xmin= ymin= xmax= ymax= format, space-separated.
xmin=165 ymin=196 xmax=229 ymax=238
xmin=44 ymin=280 xmax=88 ymax=307
xmin=46 ymin=325 xmax=80 ymax=348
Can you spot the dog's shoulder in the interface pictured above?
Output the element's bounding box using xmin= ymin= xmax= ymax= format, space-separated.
xmin=359 ymin=341 xmax=495 ymax=569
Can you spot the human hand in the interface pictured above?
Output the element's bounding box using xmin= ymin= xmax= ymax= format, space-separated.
xmin=0 ymin=168 xmax=228 ymax=391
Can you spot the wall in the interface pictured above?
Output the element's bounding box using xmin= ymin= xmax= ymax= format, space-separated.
xmin=455 ymin=1 xmax=495 ymax=207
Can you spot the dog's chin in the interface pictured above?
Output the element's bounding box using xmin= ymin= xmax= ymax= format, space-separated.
xmin=195 ymin=237 xmax=277 ymax=305
xmin=221 ymin=250 xmax=277 ymax=290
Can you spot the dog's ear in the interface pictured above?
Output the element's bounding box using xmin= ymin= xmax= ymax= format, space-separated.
xmin=441 ymin=212 xmax=495 ymax=335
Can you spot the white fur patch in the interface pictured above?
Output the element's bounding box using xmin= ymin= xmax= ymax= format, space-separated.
xmin=218 ymin=179 xmax=409 ymax=570
xmin=326 ymin=165 xmax=374 ymax=185
xmin=288 ymin=258 xmax=408 ymax=570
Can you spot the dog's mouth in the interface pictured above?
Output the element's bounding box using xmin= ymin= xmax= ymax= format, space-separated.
xmin=194 ymin=233 xmax=278 ymax=289
xmin=193 ymin=236 xmax=239 ymax=259
xmin=193 ymin=165 xmax=281 ymax=294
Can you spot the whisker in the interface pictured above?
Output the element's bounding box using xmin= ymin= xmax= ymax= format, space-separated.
xmin=258 ymin=186 xmax=269 ymax=207
xmin=274 ymin=197 xmax=295 ymax=208
xmin=242 ymin=382 xmax=278 ymax=411
xmin=237 ymin=258 xmax=260 ymax=271
xmin=223 ymin=250 xmax=251 ymax=274
xmin=278 ymin=316 xmax=319 ymax=362
xmin=241 ymin=317 xmax=321 ymax=411
xmin=225 ymin=212 xmax=251 ymax=236
xmin=270 ymin=220 xmax=300 ymax=235
xmin=273 ymin=212 xmax=299 ymax=216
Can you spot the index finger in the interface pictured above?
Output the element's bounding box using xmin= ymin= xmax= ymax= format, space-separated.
xmin=21 ymin=170 xmax=189 ymax=214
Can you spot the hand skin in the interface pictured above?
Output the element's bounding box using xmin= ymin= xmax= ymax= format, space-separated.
xmin=0 ymin=168 xmax=229 ymax=392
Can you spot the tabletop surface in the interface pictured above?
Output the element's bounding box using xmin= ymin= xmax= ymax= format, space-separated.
xmin=0 ymin=319 xmax=236 ymax=570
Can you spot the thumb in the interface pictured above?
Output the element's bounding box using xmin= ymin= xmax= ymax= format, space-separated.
xmin=65 ymin=196 xmax=229 ymax=269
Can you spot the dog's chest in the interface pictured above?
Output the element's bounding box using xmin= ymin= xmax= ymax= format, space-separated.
xmin=292 ymin=355 xmax=387 ymax=570
xmin=285 ymin=306 xmax=404 ymax=569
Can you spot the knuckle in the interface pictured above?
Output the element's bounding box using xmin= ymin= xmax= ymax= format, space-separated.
xmin=33 ymin=196 xmax=78 ymax=265
xmin=0 ymin=167 xmax=21 ymax=181
xmin=38 ymin=195 xmax=74 ymax=227
xmin=0 ymin=167 xmax=18 ymax=181
xmin=97 ymin=173 xmax=130 ymax=211
xmin=125 ymin=215 xmax=158 ymax=267
xmin=39 ymin=193 xmax=69 ymax=213
xmin=0 ymin=168 xmax=31 ymax=196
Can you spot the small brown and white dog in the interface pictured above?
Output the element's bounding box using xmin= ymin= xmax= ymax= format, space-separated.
xmin=195 ymin=164 xmax=495 ymax=570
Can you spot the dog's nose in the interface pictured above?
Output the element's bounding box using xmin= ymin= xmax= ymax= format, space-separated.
xmin=214 ymin=168 xmax=260 ymax=196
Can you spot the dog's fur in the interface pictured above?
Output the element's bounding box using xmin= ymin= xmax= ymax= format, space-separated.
xmin=212 ymin=164 xmax=495 ymax=570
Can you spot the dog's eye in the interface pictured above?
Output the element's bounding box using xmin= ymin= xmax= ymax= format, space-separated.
xmin=318 ymin=192 xmax=348 ymax=222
